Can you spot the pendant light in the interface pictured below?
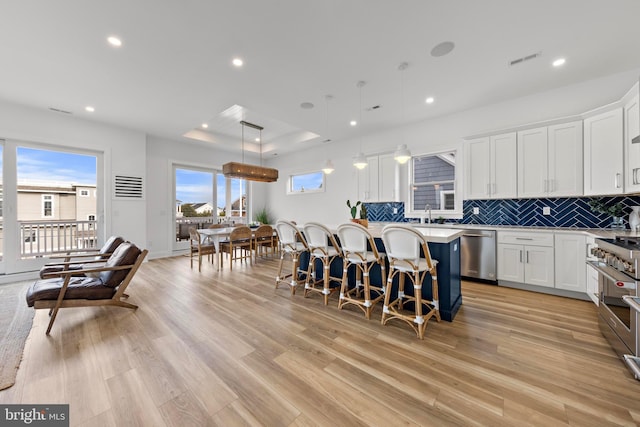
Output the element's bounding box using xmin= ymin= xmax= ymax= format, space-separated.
xmin=222 ymin=120 xmax=279 ymax=182
xmin=394 ymin=62 xmax=412 ymax=164
xmin=353 ymin=80 xmax=368 ymax=170
xmin=322 ymin=95 xmax=335 ymax=174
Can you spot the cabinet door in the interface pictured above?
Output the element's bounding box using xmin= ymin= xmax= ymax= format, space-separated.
xmin=491 ymin=132 xmax=517 ymax=199
xmin=497 ymin=243 xmax=524 ymax=282
xmin=554 ymin=234 xmax=586 ymax=292
xmin=357 ymin=156 xmax=379 ymax=201
xmin=548 ymin=121 xmax=583 ymax=197
xmin=586 ymin=264 xmax=599 ymax=305
xmin=465 ymin=137 xmax=491 ymax=199
xmin=584 ymin=108 xmax=623 ymax=195
xmin=517 ymin=127 xmax=548 ymax=198
xmin=524 ymin=246 xmax=555 ymax=288
xmin=624 ymin=93 xmax=640 ymax=193
xmin=378 ymin=153 xmax=396 ymax=201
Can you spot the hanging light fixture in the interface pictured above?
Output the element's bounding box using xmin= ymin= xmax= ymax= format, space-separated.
xmin=222 ymin=120 xmax=279 ymax=182
xmin=322 ymin=95 xmax=335 ymax=174
xmin=394 ymin=62 xmax=412 ymax=164
xmin=353 ymin=80 xmax=368 ymax=170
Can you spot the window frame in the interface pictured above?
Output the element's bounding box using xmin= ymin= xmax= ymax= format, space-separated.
xmin=41 ymin=194 xmax=54 ymax=218
xmin=407 ymin=149 xmax=462 ymax=219
xmin=79 ymin=189 xmax=90 ymax=197
xmin=287 ymin=170 xmax=326 ymax=195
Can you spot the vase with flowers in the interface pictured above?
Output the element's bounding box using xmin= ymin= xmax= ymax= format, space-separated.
xmin=588 ymin=199 xmax=625 ymax=229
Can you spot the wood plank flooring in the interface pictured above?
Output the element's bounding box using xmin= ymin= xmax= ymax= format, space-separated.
xmin=2 ymin=254 xmax=640 ymax=426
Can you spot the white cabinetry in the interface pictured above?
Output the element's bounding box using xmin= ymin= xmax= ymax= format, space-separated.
xmin=498 ymin=231 xmax=554 ymax=288
xmin=465 ymin=132 xmax=517 ymax=199
xmin=517 ymin=123 xmax=583 ymax=198
xmin=357 ymin=153 xmax=396 ymax=202
xmin=624 ymin=86 xmax=640 ymax=193
xmin=584 ymin=107 xmax=624 ymax=195
xmin=554 ymin=233 xmax=586 ymax=292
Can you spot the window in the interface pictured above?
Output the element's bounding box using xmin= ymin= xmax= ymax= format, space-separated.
xmin=288 ymin=171 xmax=325 ymax=194
xmin=88 ymin=215 xmax=95 ymax=221
xmin=410 ymin=151 xmax=459 ymax=216
xmin=42 ymin=195 xmax=53 ymax=217
xmin=80 ymin=189 xmax=89 ymax=197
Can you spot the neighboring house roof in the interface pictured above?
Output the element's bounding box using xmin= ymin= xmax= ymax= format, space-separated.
xmin=231 ymin=196 xmax=246 ymax=210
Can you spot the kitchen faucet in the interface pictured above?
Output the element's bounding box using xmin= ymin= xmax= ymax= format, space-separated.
xmin=421 ymin=203 xmax=432 ymax=224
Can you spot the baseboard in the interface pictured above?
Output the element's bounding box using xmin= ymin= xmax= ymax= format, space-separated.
xmin=498 ymin=280 xmax=590 ymax=301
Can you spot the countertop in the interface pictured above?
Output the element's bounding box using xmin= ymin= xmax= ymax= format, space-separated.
xmin=312 ymin=223 xmax=464 ymax=244
xmin=371 ymin=222 xmax=640 ymax=240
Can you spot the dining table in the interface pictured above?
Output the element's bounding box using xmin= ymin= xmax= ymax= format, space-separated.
xmin=197 ymin=226 xmax=273 ymax=269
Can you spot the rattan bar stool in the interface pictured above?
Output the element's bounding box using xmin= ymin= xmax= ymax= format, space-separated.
xmin=302 ymin=222 xmax=343 ymax=305
xmin=380 ymin=224 xmax=440 ymax=339
xmin=336 ymin=222 xmax=386 ymax=319
xmin=274 ymin=220 xmax=309 ymax=295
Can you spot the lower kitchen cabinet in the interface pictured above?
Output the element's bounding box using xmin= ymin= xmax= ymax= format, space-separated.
xmin=497 ymin=231 xmax=555 ymax=288
xmin=554 ymin=233 xmax=586 ymax=292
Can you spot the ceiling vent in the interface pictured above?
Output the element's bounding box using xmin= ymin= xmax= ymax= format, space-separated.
xmin=366 ymin=105 xmax=381 ymax=111
xmin=509 ymin=51 xmax=542 ymax=67
xmin=113 ymin=174 xmax=144 ymax=200
xmin=48 ymin=107 xmax=73 ymax=114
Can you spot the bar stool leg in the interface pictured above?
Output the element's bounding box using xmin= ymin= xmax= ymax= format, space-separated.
xmin=323 ymin=259 xmax=331 ymax=305
xmin=338 ymin=261 xmax=350 ymax=310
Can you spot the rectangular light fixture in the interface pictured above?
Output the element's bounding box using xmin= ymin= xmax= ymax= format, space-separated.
xmin=222 ymin=162 xmax=279 ymax=182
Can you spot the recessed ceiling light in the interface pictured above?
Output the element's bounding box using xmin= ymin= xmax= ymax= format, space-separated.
xmin=350 ymin=120 xmax=357 ymax=126
xmin=202 ymin=123 xmax=208 ymax=129
xmin=255 ymin=137 xmax=260 ymax=142
xmin=300 ymin=102 xmax=314 ymax=109
xmin=552 ymin=58 xmax=566 ymax=67
xmin=85 ymin=106 xmax=95 ymax=112
xmin=107 ymin=36 xmax=122 ymax=47
xmin=232 ymin=58 xmax=243 ymax=67
xmin=425 ymin=97 xmax=435 ymax=104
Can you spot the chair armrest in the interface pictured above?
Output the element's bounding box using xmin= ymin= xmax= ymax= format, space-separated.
xmin=41 ymin=263 xmax=135 ymax=278
xmin=48 ymin=251 xmax=111 ymax=260
xmin=42 ymin=258 xmax=110 ymax=267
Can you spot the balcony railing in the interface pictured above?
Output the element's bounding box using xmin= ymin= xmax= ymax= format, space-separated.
xmin=19 ymin=220 xmax=98 ymax=258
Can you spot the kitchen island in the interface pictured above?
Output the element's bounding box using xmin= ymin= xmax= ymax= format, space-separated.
xmin=299 ymin=223 xmax=464 ymax=321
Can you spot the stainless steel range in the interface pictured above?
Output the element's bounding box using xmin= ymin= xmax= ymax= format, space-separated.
xmin=590 ymin=236 xmax=640 ymax=379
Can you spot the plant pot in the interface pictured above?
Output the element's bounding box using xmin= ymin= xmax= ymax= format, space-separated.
xmin=351 ymin=218 xmax=369 ymax=228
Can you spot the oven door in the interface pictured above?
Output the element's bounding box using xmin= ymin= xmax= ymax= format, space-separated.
xmin=587 ymin=261 xmax=637 ymax=356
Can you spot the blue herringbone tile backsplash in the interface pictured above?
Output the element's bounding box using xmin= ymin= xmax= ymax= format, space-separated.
xmin=364 ymin=196 xmax=640 ymax=228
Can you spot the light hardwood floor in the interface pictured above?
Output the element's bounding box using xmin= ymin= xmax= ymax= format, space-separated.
xmin=2 ymin=255 xmax=640 ymax=426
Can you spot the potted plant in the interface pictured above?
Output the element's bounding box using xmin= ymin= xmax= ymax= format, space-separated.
xmin=347 ymin=200 xmax=368 ymax=228
xmin=588 ymin=198 xmax=625 ymax=229
xmin=254 ymin=207 xmax=270 ymax=225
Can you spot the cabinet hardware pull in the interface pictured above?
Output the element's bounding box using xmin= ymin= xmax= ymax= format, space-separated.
xmin=519 ymin=250 xmax=523 ymax=263
xmin=526 ymin=251 xmax=529 ymax=263
xmin=615 ymin=173 xmax=621 ymax=188
xmin=634 ymin=168 xmax=640 ymax=185
xmin=515 ymin=237 xmax=533 ymax=240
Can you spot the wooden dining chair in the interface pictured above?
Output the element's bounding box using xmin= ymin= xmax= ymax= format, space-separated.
xmin=219 ymin=225 xmax=252 ymax=270
xmin=189 ymin=226 xmax=216 ymax=272
xmin=253 ymin=224 xmax=276 ymax=261
xmin=381 ymin=224 xmax=440 ymax=339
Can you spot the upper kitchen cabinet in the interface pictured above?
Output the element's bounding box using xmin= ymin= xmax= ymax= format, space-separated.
xmin=584 ymin=107 xmax=623 ymax=196
xmin=357 ymin=153 xmax=397 ymax=202
xmin=465 ymin=132 xmax=517 ymax=200
xmin=517 ymin=122 xmax=583 ymax=198
xmin=624 ymin=83 xmax=640 ymax=193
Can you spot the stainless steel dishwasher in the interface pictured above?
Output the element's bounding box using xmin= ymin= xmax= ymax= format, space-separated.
xmin=461 ymin=229 xmax=497 ymax=283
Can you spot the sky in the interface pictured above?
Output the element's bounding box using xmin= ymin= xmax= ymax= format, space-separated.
xmin=175 ymin=168 xmax=245 ymax=209
xmin=16 ymin=147 xmax=96 ymax=185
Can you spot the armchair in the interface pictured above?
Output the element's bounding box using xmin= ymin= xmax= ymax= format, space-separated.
xmin=26 ymin=242 xmax=148 ymax=335
xmin=39 ymin=235 xmax=124 ymax=279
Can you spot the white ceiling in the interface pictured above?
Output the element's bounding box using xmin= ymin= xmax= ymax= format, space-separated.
xmin=1 ymin=0 xmax=640 ymax=156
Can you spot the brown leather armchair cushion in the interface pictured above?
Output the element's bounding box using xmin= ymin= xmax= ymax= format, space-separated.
xmin=26 ymin=277 xmax=115 ymax=306
xmin=100 ymin=242 xmax=142 ymax=287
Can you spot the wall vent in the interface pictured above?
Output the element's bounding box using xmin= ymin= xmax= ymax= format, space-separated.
xmin=113 ymin=174 xmax=144 ymax=200
xmin=509 ymin=51 xmax=542 ymax=67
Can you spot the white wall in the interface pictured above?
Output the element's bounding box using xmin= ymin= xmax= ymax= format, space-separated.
xmin=265 ymin=68 xmax=640 ymax=225
xmin=0 ymin=99 xmax=147 ymax=250
xmin=145 ymin=135 xmax=266 ymax=258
